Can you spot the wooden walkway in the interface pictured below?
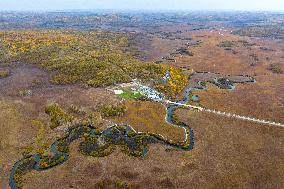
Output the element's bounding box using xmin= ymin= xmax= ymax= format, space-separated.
xmin=167 ymin=101 xmax=284 ymax=128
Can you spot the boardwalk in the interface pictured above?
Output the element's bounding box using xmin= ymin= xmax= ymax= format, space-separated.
xmin=167 ymin=101 xmax=284 ymax=128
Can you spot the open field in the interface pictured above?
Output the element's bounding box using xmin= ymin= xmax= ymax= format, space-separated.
xmin=113 ymin=100 xmax=185 ymax=143
xmin=176 ymin=30 xmax=284 ymax=124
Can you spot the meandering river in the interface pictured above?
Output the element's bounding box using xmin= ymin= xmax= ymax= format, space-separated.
xmin=9 ymin=73 xmax=254 ymax=189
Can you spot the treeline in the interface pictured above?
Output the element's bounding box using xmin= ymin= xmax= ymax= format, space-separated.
xmin=234 ymin=25 xmax=284 ymax=39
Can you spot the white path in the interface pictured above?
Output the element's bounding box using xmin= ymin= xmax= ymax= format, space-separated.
xmin=167 ymin=101 xmax=284 ymax=128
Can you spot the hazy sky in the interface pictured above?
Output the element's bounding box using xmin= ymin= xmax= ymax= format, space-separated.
xmin=1 ymin=0 xmax=284 ymax=11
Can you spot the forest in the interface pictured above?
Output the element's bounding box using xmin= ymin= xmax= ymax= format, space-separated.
xmin=0 ymin=30 xmax=166 ymax=86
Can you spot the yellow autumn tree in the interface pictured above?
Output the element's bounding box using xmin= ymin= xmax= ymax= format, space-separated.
xmin=156 ymin=67 xmax=188 ymax=100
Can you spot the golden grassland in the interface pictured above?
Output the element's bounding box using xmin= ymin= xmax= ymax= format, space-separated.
xmin=112 ymin=100 xmax=185 ymax=143
xmin=180 ymin=31 xmax=284 ymax=123
xmin=0 ymin=100 xmax=40 ymax=187
xmin=159 ymin=30 xmax=284 ymax=77
xmin=191 ymin=79 xmax=284 ymax=123
xmin=175 ymin=107 xmax=284 ymax=189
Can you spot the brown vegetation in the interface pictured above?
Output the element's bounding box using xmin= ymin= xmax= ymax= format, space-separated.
xmin=1 ymin=15 xmax=284 ymax=189
xmin=112 ymin=100 xmax=185 ymax=143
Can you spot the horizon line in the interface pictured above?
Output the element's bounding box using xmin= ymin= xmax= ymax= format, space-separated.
xmin=1 ymin=8 xmax=284 ymax=13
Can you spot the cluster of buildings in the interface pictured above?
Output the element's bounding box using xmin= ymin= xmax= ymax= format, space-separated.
xmin=133 ymin=80 xmax=164 ymax=102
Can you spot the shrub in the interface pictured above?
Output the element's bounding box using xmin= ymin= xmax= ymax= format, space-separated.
xmin=0 ymin=69 xmax=9 ymax=78
xmin=127 ymin=129 xmax=136 ymax=137
xmin=45 ymin=103 xmax=74 ymax=129
xmin=268 ymin=64 xmax=283 ymax=74
xmin=101 ymin=104 xmax=126 ymax=117
xmin=13 ymin=157 xmax=37 ymax=188
xmin=38 ymin=154 xmax=66 ymax=169
xmin=19 ymin=90 xmax=33 ymax=97
xmin=31 ymin=79 xmax=43 ymax=86
xmin=217 ymin=41 xmax=237 ymax=48
xmin=21 ymin=145 xmax=33 ymax=158
xmin=95 ymin=178 xmax=131 ymax=189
